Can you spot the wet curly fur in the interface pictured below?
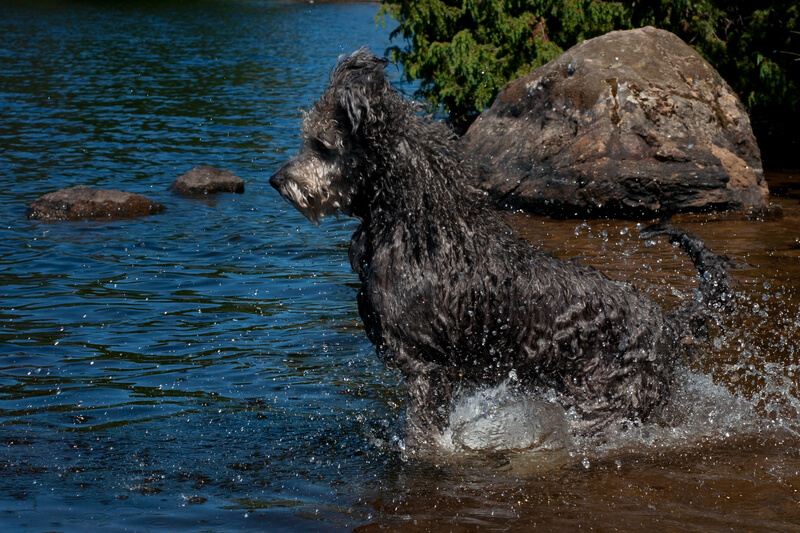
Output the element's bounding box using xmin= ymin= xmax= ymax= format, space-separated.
xmin=270 ymin=49 xmax=731 ymax=443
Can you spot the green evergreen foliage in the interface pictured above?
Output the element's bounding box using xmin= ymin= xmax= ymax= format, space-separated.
xmin=379 ymin=0 xmax=627 ymax=131
xmin=380 ymin=0 xmax=799 ymax=161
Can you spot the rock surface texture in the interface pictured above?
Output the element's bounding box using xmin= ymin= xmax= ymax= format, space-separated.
xmin=27 ymin=186 xmax=164 ymax=221
xmin=169 ymin=165 xmax=245 ymax=196
xmin=462 ymin=26 xmax=769 ymax=218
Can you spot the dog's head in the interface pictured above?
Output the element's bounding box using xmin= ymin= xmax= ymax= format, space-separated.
xmin=270 ymin=48 xmax=391 ymax=224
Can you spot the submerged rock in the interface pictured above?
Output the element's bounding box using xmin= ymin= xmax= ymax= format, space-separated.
xmin=169 ymin=165 xmax=245 ymax=196
xmin=462 ymin=26 xmax=769 ymax=218
xmin=27 ymin=186 xmax=164 ymax=221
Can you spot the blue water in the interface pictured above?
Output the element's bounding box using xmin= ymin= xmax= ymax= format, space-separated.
xmin=3 ymin=1 xmax=800 ymax=530
xmin=0 ymin=1 xmax=408 ymax=529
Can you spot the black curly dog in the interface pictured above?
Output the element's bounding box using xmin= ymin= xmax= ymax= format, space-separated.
xmin=270 ymin=49 xmax=733 ymax=444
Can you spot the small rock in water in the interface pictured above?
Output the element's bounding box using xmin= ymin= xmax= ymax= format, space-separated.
xmin=169 ymin=165 xmax=244 ymax=196
xmin=27 ymin=185 xmax=164 ymax=221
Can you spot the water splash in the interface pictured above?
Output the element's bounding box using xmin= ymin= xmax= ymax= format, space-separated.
xmin=416 ymin=357 xmax=793 ymax=463
xmin=436 ymin=381 xmax=570 ymax=453
xmin=581 ymin=369 xmax=761 ymax=456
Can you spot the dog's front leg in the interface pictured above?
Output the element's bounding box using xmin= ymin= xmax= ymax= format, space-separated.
xmin=403 ymin=363 xmax=453 ymax=445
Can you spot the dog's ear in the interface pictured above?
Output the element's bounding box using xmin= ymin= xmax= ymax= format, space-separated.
xmin=333 ymin=49 xmax=390 ymax=134
xmin=340 ymin=82 xmax=371 ymax=134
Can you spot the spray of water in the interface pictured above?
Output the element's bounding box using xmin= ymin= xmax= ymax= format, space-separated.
xmin=438 ymin=380 xmax=570 ymax=453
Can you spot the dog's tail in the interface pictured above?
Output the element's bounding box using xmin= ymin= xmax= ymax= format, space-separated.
xmin=640 ymin=220 xmax=740 ymax=343
xmin=640 ymin=220 xmax=737 ymax=310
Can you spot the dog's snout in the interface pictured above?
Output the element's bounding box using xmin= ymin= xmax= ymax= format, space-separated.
xmin=269 ymin=170 xmax=284 ymax=191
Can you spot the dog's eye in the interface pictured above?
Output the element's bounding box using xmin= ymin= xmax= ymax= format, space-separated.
xmin=313 ymin=138 xmax=332 ymax=154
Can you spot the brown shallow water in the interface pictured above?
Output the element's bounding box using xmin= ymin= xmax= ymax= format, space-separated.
xmin=355 ymin=172 xmax=800 ymax=532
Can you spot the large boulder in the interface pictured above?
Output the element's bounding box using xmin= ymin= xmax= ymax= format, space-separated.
xmin=462 ymin=26 xmax=770 ymax=218
xmin=27 ymin=186 xmax=164 ymax=221
xmin=169 ymin=165 xmax=244 ymax=196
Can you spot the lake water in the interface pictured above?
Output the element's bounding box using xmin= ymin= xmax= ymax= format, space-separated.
xmin=1 ymin=1 xmax=800 ymax=530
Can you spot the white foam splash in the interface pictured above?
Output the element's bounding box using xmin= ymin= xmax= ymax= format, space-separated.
xmin=420 ymin=367 xmax=769 ymax=459
xmin=436 ymin=381 xmax=571 ymax=453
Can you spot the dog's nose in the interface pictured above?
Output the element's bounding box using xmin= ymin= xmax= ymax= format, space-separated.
xmin=269 ymin=170 xmax=284 ymax=191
